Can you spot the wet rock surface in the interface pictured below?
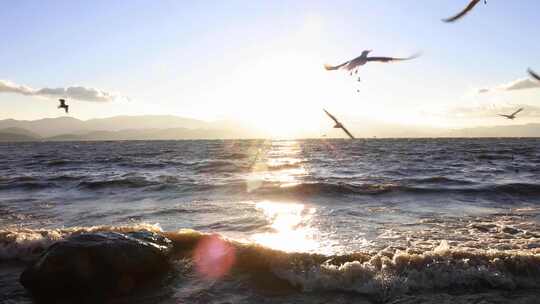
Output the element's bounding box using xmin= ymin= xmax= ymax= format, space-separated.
xmin=20 ymin=231 xmax=173 ymax=300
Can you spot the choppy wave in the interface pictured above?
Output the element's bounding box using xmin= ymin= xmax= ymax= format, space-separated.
xmin=77 ymin=177 xmax=159 ymax=190
xmin=192 ymin=160 xmax=251 ymax=173
xmin=3 ymin=174 xmax=540 ymax=199
xmin=404 ymin=176 xmax=476 ymax=186
xmin=251 ymin=182 xmax=399 ymax=196
xmin=250 ymin=181 xmax=540 ymax=198
xmin=0 ymin=176 xmax=55 ymax=190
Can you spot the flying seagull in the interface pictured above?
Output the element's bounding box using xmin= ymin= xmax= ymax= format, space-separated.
xmin=443 ymin=0 xmax=486 ymax=23
xmin=498 ymin=108 xmax=523 ymax=120
xmin=528 ymin=68 xmax=540 ymax=82
xmin=58 ymin=99 xmax=69 ymax=114
xmin=323 ymin=109 xmax=355 ymax=139
xmin=324 ymin=50 xmax=420 ymax=75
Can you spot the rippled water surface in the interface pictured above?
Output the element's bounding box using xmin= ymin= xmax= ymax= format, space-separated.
xmin=1 ymin=139 xmax=540 ymax=303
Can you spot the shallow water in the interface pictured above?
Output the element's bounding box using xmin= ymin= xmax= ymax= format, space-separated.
xmin=1 ymin=139 xmax=539 ymax=303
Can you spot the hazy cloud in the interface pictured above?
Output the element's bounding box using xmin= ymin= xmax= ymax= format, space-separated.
xmin=479 ymin=77 xmax=540 ymax=94
xmin=0 ymin=80 xmax=34 ymax=95
xmin=0 ymin=79 xmax=125 ymax=102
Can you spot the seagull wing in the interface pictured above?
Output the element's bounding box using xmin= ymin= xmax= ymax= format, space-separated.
xmin=340 ymin=124 xmax=355 ymax=139
xmin=442 ymin=0 xmax=481 ymax=23
xmin=324 ymin=60 xmax=350 ymax=71
xmin=511 ymin=108 xmax=523 ymax=117
xmin=323 ymin=109 xmax=340 ymax=125
xmin=498 ymin=114 xmax=510 ymax=119
xmin=366 ymin=52 xmax=421 ymax=63
xmin=528 ymin=68 xmax=540 ymax=82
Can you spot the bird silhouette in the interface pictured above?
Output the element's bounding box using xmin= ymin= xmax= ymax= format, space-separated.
xmin=324 ymin=50 xmax=420 ymax=76
xmin=528 ymin=68 xmax=540 ymax=82
xmin=58 ymin=99 xmax=69 ymax=114
xmin=443 ymin=0 xmax=486 ymax=23
xmin=498 ymin=108 xmax=523 ymax=120
xmin=323 ymin=109 xmax=355 ymax=139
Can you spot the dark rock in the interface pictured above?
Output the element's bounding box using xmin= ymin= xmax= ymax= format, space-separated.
xmin=527 ymin=243 xmax=540 ymax=249
xmin=470 ymin=224 xmax=491 ymax=233
xmin=501 ymin=226 xmax=520 ymax=235
xmin=20 ymin=231 xmax=173 ymax=300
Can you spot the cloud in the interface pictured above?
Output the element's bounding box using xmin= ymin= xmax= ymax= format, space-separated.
xmin=0 ymin=79 xmax=126 ymax=102
xmin=0 ymin=80 xmax=34 ymax=95
xmin=478 ymin=77 xmax=540 ymax=94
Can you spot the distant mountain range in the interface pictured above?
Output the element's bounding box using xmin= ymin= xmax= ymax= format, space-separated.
xmin=0 ymin=115 xmax=224 ymax=137
xmin=0 ymin=127 xmax=42 ymax=142
xmin=444 ymin=123 xmax=540 ymax=137
xmin=0 ymin=115 xmax=263 ymax=141
xmin=0 ymin=115 xmax=539 ymax=141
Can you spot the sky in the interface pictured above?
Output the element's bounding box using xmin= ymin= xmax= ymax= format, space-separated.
xmin=1 ymin=0 xmax=540 ymax=137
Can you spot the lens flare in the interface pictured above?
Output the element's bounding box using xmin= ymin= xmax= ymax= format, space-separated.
xmin=193 ymin=234 xmax=236 ymax=279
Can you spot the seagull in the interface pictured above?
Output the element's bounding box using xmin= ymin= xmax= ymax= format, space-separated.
xmin=443 ymin=0 xmax=486 ymax=23
xmin=498 ymin=108 xmax=523 ymax=120
xmin=528 ymin=68 xmax=540 ymax=82
xmin=324 ymin=50 xmax=420 ymax=75
xmin=58 ymin=99 xmax=69 ymax=114
xmin=323 ymin=109 xmax=355 ymax=139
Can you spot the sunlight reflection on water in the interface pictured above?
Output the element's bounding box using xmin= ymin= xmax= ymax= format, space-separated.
xmin=244 ymin=141 xmax=324 ymax=252
xmin=251 ymin=200 xmax=320 ymax=252
xmin=245 ymin=140 xmax=307 ymax=192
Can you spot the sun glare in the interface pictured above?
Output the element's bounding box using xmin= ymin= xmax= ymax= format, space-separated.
xmin=205 ymin=15 xmax=351 ymax=138
xmin=235 ymin=51 xmax=332 ymax=137
xmin=251 ymin=201 xmax=320 ymax=253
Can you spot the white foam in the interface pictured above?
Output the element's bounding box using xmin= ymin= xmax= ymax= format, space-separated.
xmin=0 ymin=223 xmax=162 ymax=260
xmin=272 ymin=246 xmax=540 ymax=298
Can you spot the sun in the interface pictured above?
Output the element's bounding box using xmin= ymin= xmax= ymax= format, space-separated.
xmin=227 ymin=51 xmax=345 ymax=138
xmin=200 ymin=15 xmax=367 ymax=138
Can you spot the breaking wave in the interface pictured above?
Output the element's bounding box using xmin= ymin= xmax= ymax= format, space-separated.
xmin=2 ymin=226 xmax=539 ymax=298
xmin=0 ymin=224 xmax=162 ymax=261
